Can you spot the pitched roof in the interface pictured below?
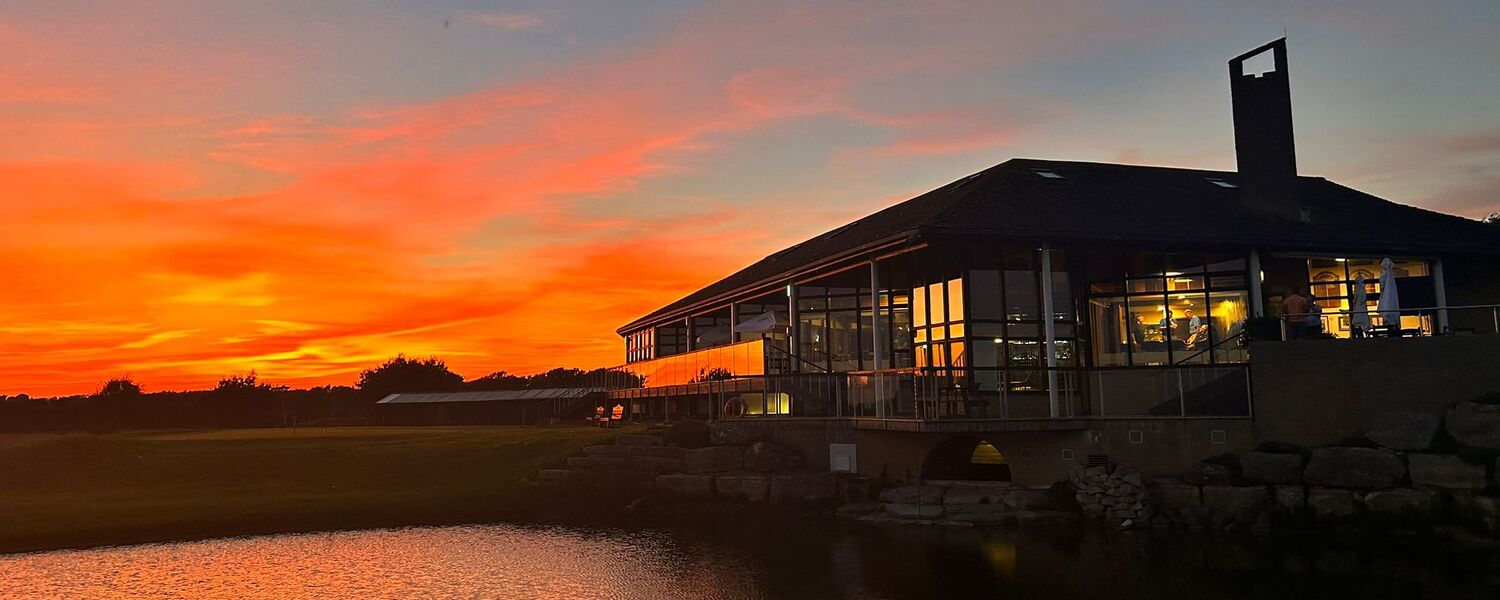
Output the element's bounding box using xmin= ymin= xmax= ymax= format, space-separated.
xmin=376 ymin=388 xmax=604 ymax=405
xmin=620 ymin=158 xmax=1500 ymax=333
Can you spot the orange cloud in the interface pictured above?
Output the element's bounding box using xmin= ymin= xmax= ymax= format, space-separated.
xmin=0 ymin=1 xmax=1210 ymax=396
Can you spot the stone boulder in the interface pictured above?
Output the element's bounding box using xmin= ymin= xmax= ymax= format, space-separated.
xmin=1361 ymin=489 xmax=1440 ymax=517
xmin=628 ymin=455 xmax=685 ymax=473
xmin=583 ymin=444 xmax=632 ymax=456
xmin=1202 ymin=485 xmax=1271 ymax=519
xmin=1364 ymin=411 xmax=1442 ymax=451
xmin=714 ymin=473 xmax=769 ymax=502
xmin=742 ymin=441 xmax=802 ymax=473
xmin=945 ymin=504 xmax=1018 ymax=525
xmin=1454 ymin=495 xmax=1500 ymax=536
xmin=1446 ymin=403 xmax=1500 ymax=449
xmin=1408 ymin=454 xmax=1488 ymax=491
xmin=1303 ymin=447 xmax=1405 ymax=489
xmin=664 ymin=420 xmax=712 ymax=449
xmin=834 ymin=501 xmax=883 ymax=519
xmin=769 ymin=472 xmax=838 ymax=504
xmin=1150 ymin=482 xmax=1202 ymax=509
xmin=709 ymin=422 xmax=763 ymax=446
xmin=615 ymin=433 xmax=664 ymax=447
xmin=656 ymin=473 xmax=714 ymax=496
xmin=879 ymin=485 xmax=945 ymax=505
xmin=684 ymin=446 xmax=745 ymax=474
xmin=884 ymin=503 xmax=944 ymax=519
xmin=942 ymin=484 xmax=1009 ymax=505
xmin=636 ymin=446 xmax=689 ymax=459
xmin=1307 ymin=488 xmax=1357 ymax=520
xmin=1015 ymin=510 xmax=1082 ymax=527
xmin=1240 ymin=452 xmax=1304 ymax=484
xmin=1003 ymin=489 xmax=1054 ymax=510
xmin=537 ymin=469 xmax=570 ymax=481
xmin=1273 ymin=485 xmax=1305 ymax=511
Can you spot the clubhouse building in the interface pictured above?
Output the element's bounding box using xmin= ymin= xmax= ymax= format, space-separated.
xmin=603 ymin=40 xmax=1500 ymax=484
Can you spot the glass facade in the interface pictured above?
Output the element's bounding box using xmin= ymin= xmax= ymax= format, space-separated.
xmin=625 ymin=329 xmax=654 ymax=363
xmin=1087 ymin=253 xmax=1249 ymax=366
xmin=1305 ymin=257 xmax=1432 ymax=337
xmin=795 ymin=270 xmax=875 ymax=372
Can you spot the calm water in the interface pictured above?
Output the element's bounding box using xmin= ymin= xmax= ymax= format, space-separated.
xmin=3 ymin=518 xmax=1498 ymax=599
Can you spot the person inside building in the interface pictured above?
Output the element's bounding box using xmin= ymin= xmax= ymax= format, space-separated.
xmin=1158 ymin=309 xmax=1176 ymax=344
xmin=1129 ymin=313 xmax=1146 ymax=350
xmin=1183 ymin=308 xmax=1209 ymax=350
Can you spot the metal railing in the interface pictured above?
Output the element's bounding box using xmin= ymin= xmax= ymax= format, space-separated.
xmin=698 ymin=364 xmax=1251 ymax=422
xmin=1279 ymin=303 xmax=1500 ymax=339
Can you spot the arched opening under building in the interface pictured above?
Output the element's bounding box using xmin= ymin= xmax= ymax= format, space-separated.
xmin=921 ymin=436 xmax=1013 ymax=481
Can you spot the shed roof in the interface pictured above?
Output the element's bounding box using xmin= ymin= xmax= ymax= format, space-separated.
xmin=376 ymin=388 xmax=604 ymax=405
xmin=620 ymin=158 xmax=1500 ymax=333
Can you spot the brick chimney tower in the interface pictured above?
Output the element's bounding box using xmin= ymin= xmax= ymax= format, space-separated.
xmin=1230 ymin=38 xmax=1302 ymax=220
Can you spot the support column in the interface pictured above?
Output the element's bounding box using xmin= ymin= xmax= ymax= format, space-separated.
xmin=1040 ymin=246 xmax=1060 ymax=417
xmin=684 ymin=316 xmax=694 ymax=352
xmin=1434 ymin=259 xmax=1449 ymax=333
xmin=1249 ymin=249 xmax=1265 ymax=317
xmin=786 ymin=283 xmax=799 ymax=370
xmin=729 ymin=303 xmax=739 ymax=343
xmin=870 ymin=260 xmax=883 ymax=371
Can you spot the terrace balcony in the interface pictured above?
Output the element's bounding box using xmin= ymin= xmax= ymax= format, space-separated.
xmin=599 ymin=338 xmax=1253 ymax=432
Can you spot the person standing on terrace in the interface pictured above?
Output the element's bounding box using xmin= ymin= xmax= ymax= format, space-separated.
xmin=1283 ymin=288 xmax=1310 ymax=339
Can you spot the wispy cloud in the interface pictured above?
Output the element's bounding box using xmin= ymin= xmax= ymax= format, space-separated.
xmin=462 ymin=11 xmax=544 ymax=31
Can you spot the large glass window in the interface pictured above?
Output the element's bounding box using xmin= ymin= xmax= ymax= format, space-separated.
xmin=625 ymin=329 xmax=655 ymax=363
xmin=794 ymin=271 xmax=872 ymax=372
xmin=1304 ymin=257 xmax=1432 ymax=337
xmin=1088 ymin=252 xmax=1249 ymax=366
xmin=962 ymin=249 xmax=1079 ymax=394
xmin=656 ymin=322 xmax=688 ymax=357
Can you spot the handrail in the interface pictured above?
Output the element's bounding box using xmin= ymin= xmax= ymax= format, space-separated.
xmin=1171 ymin=329 xmax=1248 ymax=366
xmin=1279 ymin=302 xmax=1500 ymax=336
xmin=764 ymin=340 xmax=833 ymax=374
xmin=1281 ymin=302 xmax=1500 ymax=317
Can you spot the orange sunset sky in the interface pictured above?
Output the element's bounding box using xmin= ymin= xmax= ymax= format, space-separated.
xmin=2 ymin=1 xmax=1497 ymax=396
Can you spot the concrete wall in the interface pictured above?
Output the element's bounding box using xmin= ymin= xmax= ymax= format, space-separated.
xmin=1444 ymin=255 xmax=1500 ymax=334
xmin=712 ymin=420 xmax=1256 ymax=486
xmin=1250 ymin=336 xmax=1500 ymax=446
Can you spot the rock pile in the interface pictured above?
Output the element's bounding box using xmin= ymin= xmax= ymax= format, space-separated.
xmin=847 ymin=482 xmax=1077 ymax=528
xmin=1144 ymin=403 xmax=1500 ymax=536
xmin=540 ymin=423 xmax=840 ymax=505
xmin=1070 ymin=464 xmax=1151 ymax=524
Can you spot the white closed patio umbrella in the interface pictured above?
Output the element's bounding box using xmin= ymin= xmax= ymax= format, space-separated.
xmin=1376 ymin=257 xmax=1401 ymax=325
xmin=1351 ymin=273 xmax=1371 ymax=333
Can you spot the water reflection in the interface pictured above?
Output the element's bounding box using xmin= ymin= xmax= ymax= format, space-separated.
xmin=2 ymin=520 xmax=1497 ymax=599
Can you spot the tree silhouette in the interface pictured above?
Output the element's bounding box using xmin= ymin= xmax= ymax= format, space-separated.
xmin=467 ymin=370 xmax=527 ymax=390
xmin=356 ymin=355 xmax=464 ymax=398
xmin=1484 ymin=212 xmax=1500 ymax=227
xmin=97 ymin=377 xmax=143 ymax=397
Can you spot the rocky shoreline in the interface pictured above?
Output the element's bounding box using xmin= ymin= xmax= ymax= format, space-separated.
xmin=537 ymin=401 xmax=1500 ymax=542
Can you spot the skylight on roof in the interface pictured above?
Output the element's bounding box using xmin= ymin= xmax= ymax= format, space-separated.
xmin=1032 ymin=169 xmax=1064 ymax=179
xmin=1205 ymin=178 xmax=1237 ymax=188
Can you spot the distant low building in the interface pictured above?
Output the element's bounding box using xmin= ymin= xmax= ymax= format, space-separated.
xmin=377 ymin=388 xmax=604 ymax=426
xmin=595 ymin=40 xmax=1500 ymax=485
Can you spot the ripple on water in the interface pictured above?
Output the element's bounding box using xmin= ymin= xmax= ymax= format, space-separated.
xmin=0 ymin=524 xmax=775 ymax=600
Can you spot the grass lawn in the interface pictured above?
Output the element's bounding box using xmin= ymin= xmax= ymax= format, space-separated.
xmin=0 ymin=425 xmax=623 ymax=553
